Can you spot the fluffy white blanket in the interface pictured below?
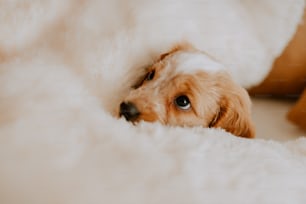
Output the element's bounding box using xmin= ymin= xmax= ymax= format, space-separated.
xmin=1 ymin=0 xmax=306 ymax=203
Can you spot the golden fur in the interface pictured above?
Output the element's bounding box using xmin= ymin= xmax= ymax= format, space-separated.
xmin=250 ymin=9 xmax=306 ymax=96
xmin=120 ymin=44 xmax=255 ymax=138
xmin=250 ymin=9 xmax=306 ymax=130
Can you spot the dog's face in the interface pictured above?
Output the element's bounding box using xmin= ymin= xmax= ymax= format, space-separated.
xmin=119 ymin=44 xmax=255 ymax=138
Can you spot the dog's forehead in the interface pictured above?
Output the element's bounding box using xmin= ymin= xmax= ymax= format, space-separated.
xmin=167 ymin=51 xmax=225 ymax=75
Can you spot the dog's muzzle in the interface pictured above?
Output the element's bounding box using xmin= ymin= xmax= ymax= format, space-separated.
xmin=119 ymin=102 xmax=140 ymax=122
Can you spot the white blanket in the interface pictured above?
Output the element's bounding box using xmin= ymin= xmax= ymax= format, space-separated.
xmin=0 ymin=0 xmax=305 ymax=203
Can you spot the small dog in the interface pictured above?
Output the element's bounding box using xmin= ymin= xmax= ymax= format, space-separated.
xmin=119 ymin=43 xmax=255 ymax=138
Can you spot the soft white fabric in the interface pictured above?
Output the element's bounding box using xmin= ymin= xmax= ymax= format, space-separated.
xmin=0 ymin=1 xmax=305 ymax=203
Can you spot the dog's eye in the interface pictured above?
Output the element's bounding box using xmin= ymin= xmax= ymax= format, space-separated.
xmin=146 ymin=70 xmax=155 ymax=81
xmin=174 ymin=95 xmax=191 ymax=110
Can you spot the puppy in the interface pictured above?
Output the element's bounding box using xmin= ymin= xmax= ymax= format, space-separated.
xmin=119 ymin=43 xmax=255 ymax=138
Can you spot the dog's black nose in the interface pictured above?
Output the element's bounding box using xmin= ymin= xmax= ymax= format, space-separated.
xmin=119 ymin=102 xmax=140 ymax=121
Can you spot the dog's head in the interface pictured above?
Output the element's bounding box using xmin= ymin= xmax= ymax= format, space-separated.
xmin=119 ymin=43 xmax=255 ymax=138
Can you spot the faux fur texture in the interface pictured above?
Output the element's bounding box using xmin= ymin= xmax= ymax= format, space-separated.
xmin=0 ymin=0 xmax=305 ymax=203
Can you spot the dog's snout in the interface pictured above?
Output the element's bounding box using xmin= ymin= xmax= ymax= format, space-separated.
xmin=120 ymin=102 xmax=140 ymax=121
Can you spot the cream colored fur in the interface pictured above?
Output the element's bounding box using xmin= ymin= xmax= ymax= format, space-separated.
xmin=0 ymin=0 xmax=305 ymax=203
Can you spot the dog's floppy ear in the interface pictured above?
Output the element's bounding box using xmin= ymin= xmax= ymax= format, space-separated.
xmin=209 ymin=95 xmax=255 ymax=138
